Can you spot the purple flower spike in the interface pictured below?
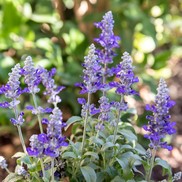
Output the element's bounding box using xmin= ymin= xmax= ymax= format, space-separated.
xmin=40 ymin=67 xmax=64 ymax=105
xmin=23 ymin=56 xmax=41 ymax=94
xmin=114 ymin=52 xmax=139 ymax=96
xmin=3 ymin=64 xmax=22 ymax=101
xmin=94 ymin=11 xmax=120 ymax=64
xmin=76 ymin=44 xmax=101 ymax=94
xmin=143 ymin=78 xmax=176 ymax=151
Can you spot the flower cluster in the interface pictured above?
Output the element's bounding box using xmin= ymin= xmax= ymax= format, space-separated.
xmin=95 ymin=96 xmax=111 ymax=130
xmin=143 ymin=78 xmax=176 ymax=151
xmin=76 ymin=44 xmax=101 ymax=94
xmin=40 ymin=67 xmax=65 ymax=106
xmin=113 ymin=52 xmax=139 ymax=96
xmin=94 ymin=11 xmax=120 ymax=64
xmin=22 ymin=56 xmax=42 ymax=94
xmin=0 ymin=64 xmax=21 ymax=108
xmin=27 ymin=108 xmax=68 ymax=158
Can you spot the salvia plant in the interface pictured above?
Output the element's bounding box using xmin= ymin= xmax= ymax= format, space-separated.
xmin=0 ymin=11 xmax=181 ymax=182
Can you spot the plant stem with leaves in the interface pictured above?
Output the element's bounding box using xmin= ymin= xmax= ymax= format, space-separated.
xmin=146 ymin=149 xmax=156 ymax=181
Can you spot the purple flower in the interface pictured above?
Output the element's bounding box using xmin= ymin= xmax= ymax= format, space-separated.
xmin=5 ymin=64 xmax=21 ymax=99
xmin=45 ymin=108 xmax=68 ymax=157
xmin=94 ymin=11 xmax=120 ymax=64
xmin=10 ymin=112 xmax=24 ymax=126
xmin=0 ymin=101 xmax=10 ymax=108
xmin=16 ymin=165 xmax=27 ymax=176
xmin=27 ymin=134 xmax=45 ymax=157
xmin=76 ymin=44 xmax=101 ymax=94
xmin=95 ymin=96 xmax=111 ymax=131
xmin=77 ymin=98 xmax=86 ymax=105
xmin=40 ymin=67 xmax=64 ymax=105
xmin=0 ymin=64 xmax=22 ymax=109
xmin=23 ymin=56 xmax=41 ymax=94
xmin=26 ymin=105 xmax=52 ymax=115
xmin=42 ymin=118 xmax=49 ymax=124
xmin=0 ymin=156 xmax=8 ymax=169
xmin=143 ymin=78 xmax=176 ymax=151
xmin=113 ymin=52 xmax=139 ymax=96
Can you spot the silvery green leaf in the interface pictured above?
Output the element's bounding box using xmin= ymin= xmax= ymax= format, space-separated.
xmin=84 ymin=152 xmax=99 ymax=160
xmin=12 ymin=152 xmax=25 ymax=158
xmin=81 ymin=166 xmax=96 ymax=182
xmin=3 ymin=173 xmax=23 ymax=182
xmin=101 ymin=142 xmax=115 ymax=151
xmin=62 ymin=152 xmax=77 ymax=159
xmin=118 ymin=129 xmax=137 ymax=142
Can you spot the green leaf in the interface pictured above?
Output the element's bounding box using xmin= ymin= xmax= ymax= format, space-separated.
xmin=18 ymin=155 xmax=32 ymax=165
xmin=120 ymin=144 xmax=133 ymax=150
xmin=3 ymin=173 xmax=23 ymax=182
xmin=62 ymin=151 xmax=77 ymax=159
xmin=101 ymin=142 xmax=115 ymax=151
xmin=116 ymin=157 xmax=134 ymax=180
xmin=96 ymin=172 xmax=106 ymax=182
xmin=118 ymin=129 xmax=137 ymax=142
xmin=152 ymin=51 xmax=171 ymax=70
xmin=90 ymin=136 xmax=104 ymax=145
xmin=84 ymin=152 xmax=99 ymax=160
xmin=116 ymin=151 xmax=140 ymax=180
xmin=134 ymin=143 xmax=146 ymax=155
xmin=111 ymin=176 xmax=125 ymax=182
xmin=65 ymin=116 xmax=82 ymax=130
xmin=12 ymin=152 xmax=25 ymax=158
xmin=80 ymin=166 xmax=96 ymax=182
xmin=155 ymin=158 xmax=172 ymax=176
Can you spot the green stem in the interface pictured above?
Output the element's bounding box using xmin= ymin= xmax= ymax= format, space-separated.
xmin=51 ymin=158 xmax=55 ymax=182
xmin=17 ymin=125 xmax=27 ymax=154
xmin=102 ymin=152 xmax=106 ymax=169
xmin=32 ymin=93 xmax=43 ymax=134
xmin=113 ymin=96 xmax=123 ymax=143
xmin=5 ymin=167 xmax=11 ymax=174
xmin=13 ymin=106 xmax=27 ymax=154
xmin=146 ymin=149 xmax=156 ymax=181
xmin=40 ymin=159 xmax=46 ymax=181
xmin=73 ymin=159 xmax=80 ymax=180
xmin=81 ymin=93 xmax=91 ymax=154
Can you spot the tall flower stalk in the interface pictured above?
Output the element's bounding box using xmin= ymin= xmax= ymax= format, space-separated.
xmin=76 ymin=44 xmax=101 ymax=154
xmin=0 ymin=64 xmax=27 ymax=153
xmin=94 ymin=11 xmax=120 ymax=96
xmin=23 ymin=56 xmax=44 ymax=133
xmin=112 ymin=52 xmax=139 ymax=143
xmin=143 ymin=78 xmax=176 ymax=181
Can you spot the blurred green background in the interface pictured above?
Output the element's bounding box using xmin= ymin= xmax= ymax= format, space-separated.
xmin=0 ymin=0 xmax=182 ymax=176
